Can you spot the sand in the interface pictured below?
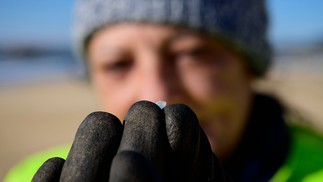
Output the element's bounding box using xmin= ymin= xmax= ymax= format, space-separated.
xmin=0 ymin=79 xmax=100 ymax=180
xmin=1 ymin=60 xmax=323 ymax=180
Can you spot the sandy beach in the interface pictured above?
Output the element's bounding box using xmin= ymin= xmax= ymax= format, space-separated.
xmin=0 ymin=79 xmax=100 ymax=180
xmin=1 ymin=57 xmax=323 ymax=180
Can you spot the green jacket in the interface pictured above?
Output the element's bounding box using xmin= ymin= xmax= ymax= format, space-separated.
xmin=271 ymin=126 xmax=323 ymax=182
xmin=4 ymin=125 xmax=323 ymax=182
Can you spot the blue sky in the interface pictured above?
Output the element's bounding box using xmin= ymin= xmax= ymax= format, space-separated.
xmin=0 ymin=0 xmax=323 ymax=46
xmin=268 ymin=0 xmax=323 ymax=45
xmin=0 ymin=1 xmax=74 ymax=45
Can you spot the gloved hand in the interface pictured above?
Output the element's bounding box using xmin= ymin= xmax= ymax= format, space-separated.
xmin=32 ymin=101 xmax=230 ymax=182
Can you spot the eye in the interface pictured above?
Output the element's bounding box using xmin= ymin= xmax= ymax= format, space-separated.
xmin=178 ymin=47 xmax=208 ymax=59
xmin=172 ymin=47 xmax=210 ymax=65
xmin=101 ymin=59 xmax=133 ymax=76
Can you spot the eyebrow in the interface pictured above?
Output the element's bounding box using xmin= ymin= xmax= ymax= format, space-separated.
xmin=171 ymin=29 xmax=202 ymax=41
xmin=158 ymin=30 xmax=203 ymax=52
xmin=98 ymin=46 xmax=130 ymax=58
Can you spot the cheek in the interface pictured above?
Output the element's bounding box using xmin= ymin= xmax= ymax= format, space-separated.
xmin=179 ymin=65 xmax=228 ymax=102
xmin=179 ymin=58 xmax=250 ymax=102
xmin=177 ymin=58 xmax=251 ymax=117
xmin=224 ymin=60 xmax=251 ymax=92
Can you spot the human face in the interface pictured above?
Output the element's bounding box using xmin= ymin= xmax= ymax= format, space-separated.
xmin=87 ymin=23 xmax=253 ymax=157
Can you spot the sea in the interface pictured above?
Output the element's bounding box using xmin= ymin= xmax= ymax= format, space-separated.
xmin=0 ymin=48 xmax=322 ymax=87
xmin=0 ymin=51 xmax=83 ymax=87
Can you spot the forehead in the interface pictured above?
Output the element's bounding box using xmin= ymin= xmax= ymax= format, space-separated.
xmin=91 ymin=23 xmax=173 ymax=43
xmin=87 ymin=23 xmax=209 ymax=51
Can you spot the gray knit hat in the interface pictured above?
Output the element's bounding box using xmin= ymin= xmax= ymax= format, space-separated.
xmin=74 ymin=0 xmax=271 ymax=76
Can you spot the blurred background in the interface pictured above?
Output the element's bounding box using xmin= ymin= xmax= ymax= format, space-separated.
xmin=0 ymin=0 xmax=323 ymax=180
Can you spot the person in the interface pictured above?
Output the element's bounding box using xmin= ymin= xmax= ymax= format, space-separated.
xmin=5 ymin=0 xmax=323 ymax=181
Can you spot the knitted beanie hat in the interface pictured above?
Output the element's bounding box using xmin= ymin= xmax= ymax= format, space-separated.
xmin=74 ymin=0 xmax=271 ymax=76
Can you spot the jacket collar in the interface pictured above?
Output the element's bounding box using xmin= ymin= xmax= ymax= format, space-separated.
xmin=224 ymin=93 xmax=290 ymax=182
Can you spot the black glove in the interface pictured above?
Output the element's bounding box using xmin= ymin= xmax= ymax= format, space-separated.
xmin=32 ymin=101 xmax=230 ymax=182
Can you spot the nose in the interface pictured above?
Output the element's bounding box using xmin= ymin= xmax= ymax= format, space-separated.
xmin=138 ymin=54 xmax=179 ymax=103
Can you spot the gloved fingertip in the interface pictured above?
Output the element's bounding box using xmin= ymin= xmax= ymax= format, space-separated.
xmin=163 ymin=104 xmax=200 ymax=159
xmin=32 ymin=157 xmax=65 ymax=182
xmin=81 ymin=111 xmax=122 ymax=133
xmin=163 ymin=104 xmax=201 ymax=181
xmin=125 ymin=100 xmax=162 ymax=121
xmin=60 ymin=111 xmax=123 ymax=182
xmin=120 ymin=100 xmax=167 ymax=178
